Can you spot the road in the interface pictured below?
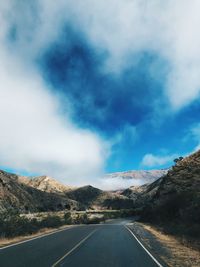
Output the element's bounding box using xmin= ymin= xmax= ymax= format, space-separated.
xmin=0 ymin=219 xmax=164 ymax=267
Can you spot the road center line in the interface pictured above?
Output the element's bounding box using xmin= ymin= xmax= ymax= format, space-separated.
xmin=125 ymin=225 xmax=164 ymax=267
xmin=51 ymin=228 xmax=98 ymax=267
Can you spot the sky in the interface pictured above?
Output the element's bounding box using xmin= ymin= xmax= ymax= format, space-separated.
xmin=1 ymin=1 xmax=200 ymax=187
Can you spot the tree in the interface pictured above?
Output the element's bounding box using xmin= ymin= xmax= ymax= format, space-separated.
xmin=174 ymin=156 xmax=184 ymax=164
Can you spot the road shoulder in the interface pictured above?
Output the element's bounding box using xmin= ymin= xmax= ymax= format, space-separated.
xmin=128 ymin=222 xmax=200 ymax=267
xmin=0 ymin=225 xmax=74 ymax=249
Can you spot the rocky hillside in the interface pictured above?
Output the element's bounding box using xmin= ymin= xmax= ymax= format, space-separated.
xmin=152 ymin=151 xmax=200 ymax=199
xmin=27 ymin=176 xmax=73 ymax=194
xmin=137 ymin=152 xmax=200 ymax=204
xmin=126 ymin=151 xmax=200 ymax=231
xmin=120 ymin=176 xmax=166 ymax=209
xmin=0 ymin=170 xmax=81 ymax=213
xmin=121 ymin=184 xmax=149 ymax=201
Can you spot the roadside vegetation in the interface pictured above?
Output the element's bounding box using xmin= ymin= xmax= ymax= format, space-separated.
xmin=0 ymin=209 xmax=134 ymax=238
xmin=140 ymin=191 xmax=200 ymax=249
xmin=0 ymin=210 xmax=63 ymax=238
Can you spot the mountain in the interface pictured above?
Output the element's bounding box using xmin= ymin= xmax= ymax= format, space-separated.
xmin=120 ymin=176 xmax=166 ymax=209
xmin=0 ymin=170 xmax=82 ymax=213
xmin=66 ymin=185 xmax=102 ymax=204
xmin=27 ymin=176 xmax=73 ymax=194
xmin=66 ymin=185 xmax=134 ymax=210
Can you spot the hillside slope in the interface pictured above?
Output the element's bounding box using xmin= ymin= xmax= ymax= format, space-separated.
xmin=0 ymin=170 xmax=81 ymax=212
xmin=138 ymin=151 xmax=200 ymax=229
xmin=65 ymin=185 xmax=134 ymax=210
xmin=27 ymin=176 xmax=73 ymax=194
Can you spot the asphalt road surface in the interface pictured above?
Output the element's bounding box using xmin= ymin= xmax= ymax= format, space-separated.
xmin=0 ymin=219 xmax=164 ymax=267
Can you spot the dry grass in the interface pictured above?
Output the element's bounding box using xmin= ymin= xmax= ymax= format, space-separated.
xmin=140 ymin=223 xmax=200 ymax=267
xmin=0 ymin=225 xmax=72 ymax=248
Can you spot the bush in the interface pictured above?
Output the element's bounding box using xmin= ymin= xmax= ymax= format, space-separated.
xmin=174 ymin=156 xmax=184 ymax=164
xmin=140 ymin=191 xmax=200 ymax=240
xmin=0 ymin=210 xmax=40 ymax=238
xmin=74 ymin=213 xmax=89 ymax=224
xmin=88 ymin=216 xmax=105 ymax=224
xmin=0 ymin=210 xmax=65 ymax=238
xmin=39 ymin=215 xmax=63 ymax=228
xmin=63 ymin=212 xmax=72 ymax=224
xmin=141 ymin=192 xmax=199 ymax=223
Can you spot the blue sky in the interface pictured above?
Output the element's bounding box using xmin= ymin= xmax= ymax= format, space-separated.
xmin=1 ymin=1 xmax=200 ymax=186
xmin=40 ymin=40 xmax=173 ymax=172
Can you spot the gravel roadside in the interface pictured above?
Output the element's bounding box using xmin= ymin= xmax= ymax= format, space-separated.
xmin=128 ymin=222 xmax=200 ymax=267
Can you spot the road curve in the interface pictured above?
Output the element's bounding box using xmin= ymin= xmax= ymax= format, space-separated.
xmin=0 ymin=219 xmax=165 ymax=267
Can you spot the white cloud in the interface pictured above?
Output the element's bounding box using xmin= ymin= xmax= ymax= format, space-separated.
xmin=0 ymin=3 xmax=109 ymax=185
xmin=111 ymin=124 xmax=137 ymax=146
xmin=0 ymin=50 xmax=109 ymax=184
xmin=3 ymin=1 xmax=200 ymax=110
xmin=190 ymin=123 xmax=200 ymax=140
xmin=63 ymin=0 xmax=200 ymax=109
xmin=188 ymin=123 xmax=200 ymax=152
xmin=93 ymin=177 xmax=143 ymax=191
xmin=141 ymin=153 xmax=177 ymax=168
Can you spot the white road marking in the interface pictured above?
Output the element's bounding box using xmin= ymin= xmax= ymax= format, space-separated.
xmin=125 ymin=225 xmax=164 ymax=267
xmin=0 ymin=226 xmax=76 ymax=250
xmin=51 ymin=229 xmax=98 ymax=267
